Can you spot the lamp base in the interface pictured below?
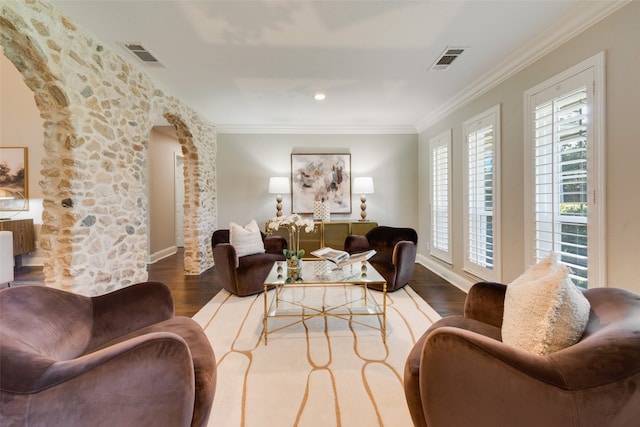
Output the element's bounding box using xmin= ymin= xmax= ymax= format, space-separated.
xmin=275 ymin=194 xmax=283 ymax=217
xmin=359 ymin=195 xmax=367 ymax=221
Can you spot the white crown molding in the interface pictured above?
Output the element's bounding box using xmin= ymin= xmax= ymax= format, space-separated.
xmin=215 ymin=123 xmax=418 ymax=135
xmin=414 ymin=0 xmax=631 ymax=132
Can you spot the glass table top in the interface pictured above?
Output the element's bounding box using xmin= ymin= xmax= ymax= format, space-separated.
xmin=264 ymin=260 xmax=386 ymax=286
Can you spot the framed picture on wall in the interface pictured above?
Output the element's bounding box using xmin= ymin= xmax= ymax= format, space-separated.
xmin=291 ymin=153 xmax=351 ymax=214
xmin=0 ymin=147 xmax=29 ymax=211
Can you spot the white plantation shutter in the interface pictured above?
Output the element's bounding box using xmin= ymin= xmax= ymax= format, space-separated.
xmin=430 ymin=130 xmax=451 ymax=263
xmin=533 ymin=88 xmax=588 ymax=285
xmin=525 ymin=52 xmax=606 ymax=288
xmin=463 ymin=105 xmax=501 ymax=281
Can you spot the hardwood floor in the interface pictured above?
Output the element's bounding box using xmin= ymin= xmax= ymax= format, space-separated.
xmin=11 ymin=250 xmax=467 ymax=318
xmin=409 ymin=264 xmax=467 ymax=318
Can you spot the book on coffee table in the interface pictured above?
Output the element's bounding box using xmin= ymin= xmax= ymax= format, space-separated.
xmin=311 ymin=247 xmax=376 ymax=268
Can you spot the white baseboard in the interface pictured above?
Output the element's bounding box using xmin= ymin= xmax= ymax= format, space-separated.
xmin=416 ymin=253 xmax=474 ymax=293
xmin=22 ymin=256 xmax=45 ymax=267
xmin=16 ymin=248 xmax=179 ymax=267
xmin=147 ymin=246 xmax=178 ymax=264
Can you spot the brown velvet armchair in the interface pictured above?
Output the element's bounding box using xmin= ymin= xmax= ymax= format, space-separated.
xmin=344 ymin=225 xmax=417 ymax=292
xmin=212 ymin=229 xmax=286 ymax=297
xmin=404 ymin=282 xmax=640 ymax=427
xmin=0 ymin=282 xmax=216 ymax=427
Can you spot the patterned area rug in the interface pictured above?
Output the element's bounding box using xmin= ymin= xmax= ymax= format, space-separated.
xmin=193 ymin=286 xmax=440 ymax=427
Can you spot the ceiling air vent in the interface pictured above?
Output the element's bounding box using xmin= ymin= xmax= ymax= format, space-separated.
xmin=120 ymin=42 xmax=163 ymax=66
xmin=429 ymin=47 xmax=467 ymax=71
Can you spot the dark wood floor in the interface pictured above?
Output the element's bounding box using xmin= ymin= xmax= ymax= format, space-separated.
xmin=12 ymin=250 xmax=467 ymax=318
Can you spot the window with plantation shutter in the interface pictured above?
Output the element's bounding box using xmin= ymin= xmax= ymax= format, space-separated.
xmin=524 ymin=52 xmax=606 ymax=288
xmin=463 ymin=105 xmax=501 ymax=281
xmin=430 ymin=130 xmax=451 ymax=263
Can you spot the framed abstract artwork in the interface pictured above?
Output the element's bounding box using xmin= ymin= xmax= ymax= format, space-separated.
xmin=291 ymin=153 xmax=351 ymax=214
xmin=0 ymin=147 xmax=29 ymax=211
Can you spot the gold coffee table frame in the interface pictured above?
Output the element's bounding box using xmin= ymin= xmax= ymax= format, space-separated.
xmin=262 ymin=260 xmax=387 ymax=344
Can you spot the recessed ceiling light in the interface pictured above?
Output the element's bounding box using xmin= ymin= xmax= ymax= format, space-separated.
xmin=314 ymin=93 xmax=326 ymax=101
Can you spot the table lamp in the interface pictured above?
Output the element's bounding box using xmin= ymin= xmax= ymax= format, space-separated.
xmin=353 ymin=177 xmax=374 ymax=221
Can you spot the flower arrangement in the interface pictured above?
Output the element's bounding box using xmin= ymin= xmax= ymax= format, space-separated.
xmin=267 ymin=213 xmax=316 ymax=265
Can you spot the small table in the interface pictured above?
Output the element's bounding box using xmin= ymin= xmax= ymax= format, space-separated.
xmin=0 ymin=219 xmax=35 ymax=268
xmin=262 ymin=260 xmax=387 ymax=344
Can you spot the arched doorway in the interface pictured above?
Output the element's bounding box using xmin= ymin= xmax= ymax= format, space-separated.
xmin=1 ymin=3 xmax=217 ymax=295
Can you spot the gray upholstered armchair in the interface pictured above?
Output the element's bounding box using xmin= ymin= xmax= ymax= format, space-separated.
xmin=0 ymin=282 xmax=216 ymax=427
xmin=344 ymin=225 xmax=417 ymax=292
xmin=212 ymin=229 xmax=286 ymax=296
xmin=404 ymin=282 xmax=640 ymax=427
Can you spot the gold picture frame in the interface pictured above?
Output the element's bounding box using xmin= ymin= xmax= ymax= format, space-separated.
xmin=0 ymin=147 xmax=29 ymax=211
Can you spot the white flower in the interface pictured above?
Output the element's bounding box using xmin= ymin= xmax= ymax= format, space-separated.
xmin=268 ymin=214 xmax=316 ymax=234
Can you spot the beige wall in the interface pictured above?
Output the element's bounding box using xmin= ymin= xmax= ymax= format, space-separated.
xmin=217 ymin=133 xmax=419 ymax=231
xmin=418 ymin=1 xmax=640 ymax=293
xmin=148 ymin=127 xmax=182 ymax=259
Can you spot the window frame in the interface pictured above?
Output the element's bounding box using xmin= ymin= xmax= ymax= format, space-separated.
xmin=463 ymin=104 xmax=501 ymax=282
xmin=429 ymin=129 xmax=452 ymax=264
xmin=523 ymin=52 xmax=606 ymax=287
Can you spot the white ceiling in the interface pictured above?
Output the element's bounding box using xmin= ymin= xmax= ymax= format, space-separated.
xmin=48 ymin=0 xmax=624 ymax=133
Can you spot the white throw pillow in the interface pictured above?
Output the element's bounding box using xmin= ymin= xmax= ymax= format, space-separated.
xmin=502 ymin=255 xmax=591 ymax=355
xmin=509 ymin=253 xmax=558 ymax=287
xmin=229 ymin=219 xmax=265 ymax=258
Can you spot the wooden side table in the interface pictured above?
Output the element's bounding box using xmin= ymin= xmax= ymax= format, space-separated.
xmin=0 ymin=219 xmax=35 ymax=268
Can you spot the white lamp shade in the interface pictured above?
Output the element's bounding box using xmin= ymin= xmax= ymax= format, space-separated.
xmin=268 ymin=177 xmax=290 ymax=194
xmin=353 ymin=177 xmax=374 ymax=194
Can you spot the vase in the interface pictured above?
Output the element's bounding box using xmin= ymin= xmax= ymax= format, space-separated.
xmin=286 ymin=256 xmax=301 ymax=269
xmin=286 ymin=256 xmax=302 ymax=280
xmin=313 ymin=200 xmax=331 ymax=222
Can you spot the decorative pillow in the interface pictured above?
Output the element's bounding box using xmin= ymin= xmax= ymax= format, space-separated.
xmin=229 ymin=219 xmax=265 ymax=258
xmin=509 ymin=253 xmax=558 ymax=286
xmin=502 ymin=255 xmax=591 ymax=355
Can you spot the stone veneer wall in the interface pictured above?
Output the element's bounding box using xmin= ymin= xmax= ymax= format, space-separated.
xmin=0 ymin=0 xmax=217 ymax=295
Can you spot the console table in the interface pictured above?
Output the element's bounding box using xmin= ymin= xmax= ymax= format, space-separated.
xmin=0 ymin=219 xmax=35 ymax=268
xmin=268 ymin=221 xmax=378 ymax=257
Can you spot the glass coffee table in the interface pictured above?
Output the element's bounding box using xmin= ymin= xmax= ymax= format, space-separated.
xmin=262 ymin=259 xmax=387 ymax=344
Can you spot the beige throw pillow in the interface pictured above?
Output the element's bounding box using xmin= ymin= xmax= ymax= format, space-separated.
xmin=509 ymin=253 xmax=558 ymax=286
xmin=502 ymin=255 xmax=591 ymax=355
xmin=229 ymin=219 xmax=265 ymax=258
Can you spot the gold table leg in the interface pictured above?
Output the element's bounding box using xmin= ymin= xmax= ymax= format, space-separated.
xmin=263 ymin=282 xmax=268 ymax=345
xmin=382 ymin=282 xmax=387 ymax=343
